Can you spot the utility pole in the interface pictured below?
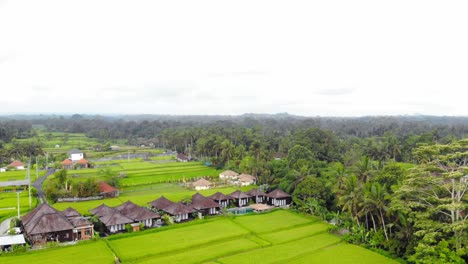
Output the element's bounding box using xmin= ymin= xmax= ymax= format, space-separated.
xmin=28 ymin=158 xmax=31 ymax=208
xmin=36 ymin=156 xmax=39 ymax=180
xmin=17 ymin=191 xmax=20 ymax=219
xmin=128 ymin=150 xmax=130 ymax=162
xmin=45 ymin=152 xmax=48 ymax=169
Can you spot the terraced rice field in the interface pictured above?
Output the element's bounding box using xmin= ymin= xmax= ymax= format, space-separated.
xmin=0 ymin=191 xmax=38 ymax=223
xmin=0 ymin=170 xmax=45 ymax=182
xmin=0 ymin=210 xmax=398 ymax=264
xmin=64 ymin=161 xmax=220 ymax=188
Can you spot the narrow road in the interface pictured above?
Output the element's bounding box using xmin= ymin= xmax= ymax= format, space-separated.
xmin=33 ymin=168 xmax=55 ymax=204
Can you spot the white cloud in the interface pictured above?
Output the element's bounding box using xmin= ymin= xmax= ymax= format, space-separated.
xmin=0 ymin=0 xmax=467 ymax=116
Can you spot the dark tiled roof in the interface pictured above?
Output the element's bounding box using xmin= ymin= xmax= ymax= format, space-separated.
xmin=163 ymin=202 xmax=194 ymax=216
xmin=192 ymin=193 xmax=206 ymax=202
xmin=191 ymin=197 xmax=221 ymax=210
xmin=246 ymin=188 xmax=267 ymax=197
xmin=267 ymin=189 xmax=291 ymax=199
xmin=22 ymin=204 xmax=74 ymax=235
xmin=99 ymin=211 xmax=133 ymax=226
xmin=62 ymin=207 xmax=81 ymax=218
xmin=116 ymin=201 xmax=160 ymax=221
xmin=69 ymin=149 xmax=82 ymax=154
xmin=89 ymin=204 xmax=116 ymax=217
xmin=208 ymin=192 xmax=231 ymax=201
xmin=229 ymin=190 xmax=251 ymax=199
xmin=69 ymin=217 xmax=92 ymax=227
xmin=148 ymin=196 xmax=174 ymax=210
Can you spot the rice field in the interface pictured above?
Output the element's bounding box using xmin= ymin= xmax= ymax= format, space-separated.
xmin=0 ymin=191 xmax=37 ymax=223
xmin=0 ymin=210 xmax=399 ymax=264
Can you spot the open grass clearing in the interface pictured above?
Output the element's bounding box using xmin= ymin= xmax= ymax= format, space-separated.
xmin=0 ymin=240 xmax=114 ymax=264
xmin=0 ymin=191 xmax=38 ymax=222
xmin=135 ymin=237 xmax=260 ymax=264
xmin=260 ymin=222 xmax=330 ymax=244
xmin=232 ymin=210 xmax=313 ymax=234
xmin=284 ymin=243 xmax=398 ymax=264
xmin=216 ymin=233 xmax=342 ymax=264
xmin=108 ymin=220 xmax=249 ymax=262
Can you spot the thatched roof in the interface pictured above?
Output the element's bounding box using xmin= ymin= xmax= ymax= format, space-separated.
xmin=229 ymin=190 xmax=251 ymax=199
xmin=116 ymin=201 xmax=160 ymax=221
xmin=99 ymin=211 xmax=133 ymax=226
xmin=190 ymin=195 xmax=221 ymax=210
xmin=238 ymin=174 xmax=256 ymax=182
xmin=246 ymin=188 xmax=267 ymax=197
xmin=163 ymin=202 xmax=194 ymax=216
xmin=191 ymin=178 xmax=213 ymax=187
xmin=62 ymin=207 xmax=81 ymax=218
xmin=220 ymin=170 xmax=239 ymax=177
xmin=89 ymin=204 xmax=116 ymax=217
xmin=208 ymin=192 xmax=231 ymax=201
xmin=22 ymin=204 xmax=74 ymax=235
xmin=267 ymin=189 xmax=291 ymax=199
xmin=148 ymin=196 xmax=175 ymax=210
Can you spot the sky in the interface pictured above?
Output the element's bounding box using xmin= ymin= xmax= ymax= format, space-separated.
xmin=0 ymin=0 xmax=467 ymax=116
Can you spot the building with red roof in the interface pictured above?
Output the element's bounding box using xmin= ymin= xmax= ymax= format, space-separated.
xmin=99 ymin=181 xmax=119 ymax=198
xmin=8 ymin=160 xmax=25 ymax=170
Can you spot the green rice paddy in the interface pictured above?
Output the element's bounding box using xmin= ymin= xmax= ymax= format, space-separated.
xmin=0 ymin=210 xmax=398 ymax=264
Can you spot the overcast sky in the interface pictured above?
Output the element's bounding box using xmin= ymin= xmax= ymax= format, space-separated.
xmin=0 ymin=0 xmax=467 ymax=116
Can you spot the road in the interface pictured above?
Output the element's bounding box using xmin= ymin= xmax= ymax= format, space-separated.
xmin=33 ymin=168 xmax=55 ymax=204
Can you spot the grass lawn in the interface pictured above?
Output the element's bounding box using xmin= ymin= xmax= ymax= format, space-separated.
xmin=285 ymin=243 xmax=398 ymax=264
xmin=136 ymin=238 xmax=260 ymax=264
xmin=0 ymin=241 xmax=115 ymax=264
xmin=108 ymin=220 xmax=249 ymax=262
xmin=260 ymin=222 xmax=330 ymax=244
xmin=216 ymin=233 xmax=342 ymax=264
xmin=232 ymin=210 xmax=313 ymax=234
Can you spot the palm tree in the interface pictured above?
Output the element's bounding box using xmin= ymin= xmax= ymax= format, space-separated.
xmin=338 ymin=175 xmax=364 ymax=226
xmin=363 ymin=182 xmax=390 ymax=240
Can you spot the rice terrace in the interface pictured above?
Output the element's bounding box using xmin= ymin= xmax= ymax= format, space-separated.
xmin=0 ymin=210 xmax=397 ymax=264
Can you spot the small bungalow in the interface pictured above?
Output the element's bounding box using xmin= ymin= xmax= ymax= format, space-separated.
xmin=22 ymin=203 xmax=92 ymax=246
xmin=89 ymin=204 xmax=133 ymax=233
xmin=163 ymin=202 xmax=194 ymax=222
xmin=228 ymin=190 xmax=251 ymax=207
xmin=191 ymin=178 xmax=213 ymax=190
xmin=219 ymin=170 xmax=239 ymax=180
xmin=267 ymin=189 xmax=292 ymax=207
xmin=76 ymin=158 xmax=89 ymax=168
xmin=246 ymin=188 xmax=267 ymax=204
xmin=99 ymin=210 xmax=134 ymax=233
xmin=208 ymin=192 xmax=231 ymax=207
xmin=176 ymin=153 xmax=190 ymax=162
xmin=8 ymin=160 xmax=25 ymax=170
xmin=237 ymin=173 xmax=256 ymax=186
xmin=0 ymin=167 xmax=6 ymax=172
xmin=190 ymin=193 xmax=221 ymax=216
xmin=61 ymin=158 xmax=89 ymax=169
xmin=115 ymin=201 xmax=161 ymax=227
xmin=148 ymin=196 xmax=175 ymax=211
xmin=110 ymin=145 xmax=120 ymax=151
xmin=99 ymin=181 xmax=119 ymax=198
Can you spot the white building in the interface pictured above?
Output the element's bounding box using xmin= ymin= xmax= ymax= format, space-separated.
xmin=69 ymin=149 xmax=84 ymax=161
